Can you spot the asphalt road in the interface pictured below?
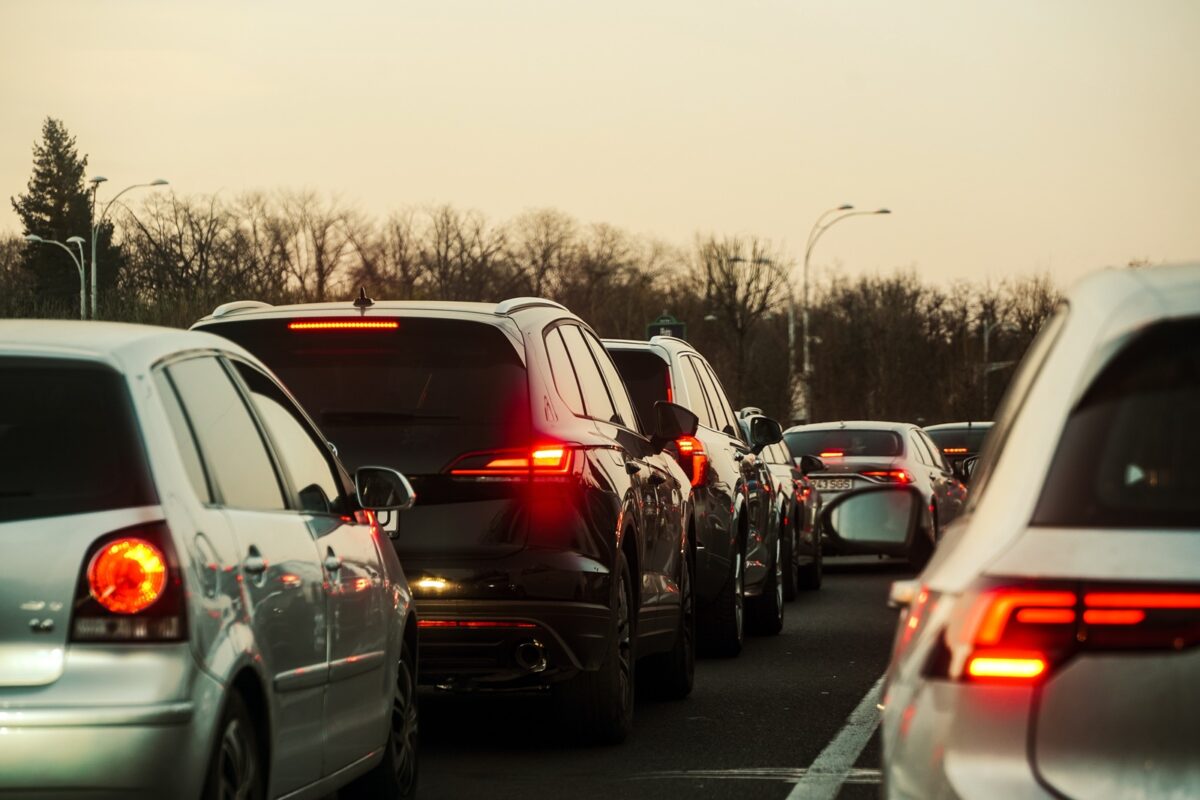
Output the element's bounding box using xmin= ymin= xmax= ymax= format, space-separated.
xmin=418 ymin=556 xmax=916 ymax=800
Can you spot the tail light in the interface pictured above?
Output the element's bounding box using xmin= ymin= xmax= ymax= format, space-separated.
xmin=861 ymin=470 xmax=912 ymax=484
xmin=929 ymin=581 xmax=1200 ymax=684
xmin=943 ymin=447 xmax=969 ymax=455
xmin=447 ymin=444 xmax=577 ymax=481
xmin=673 ymin=435 xmax=708 ymax=487
xmin=71 ymin=522 xmax=186 ymax=643
xmin=819 ymin=450 xmax=844 ymax=458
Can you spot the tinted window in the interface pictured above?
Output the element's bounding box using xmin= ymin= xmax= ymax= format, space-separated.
xmin=154 ymin=370 xmax=211 ymax=503
xmin=234 ymin=361 xmax=344 ymax=515
xmin=167 ymin=357 xmax=286 ymax=512
xmin=559 ymin=325 xmax=617 ymax=423
xmin=1033 ymin=318 xmax=1200 ymax=528
xmin=925 ymin=427 xmax=991 ymax=455
xmin=679 ymin=357 xmax=716 ymax=429
xmin=199 ymin=317 xmax=529 ymax=476
xmin=909 ymin=433 xmax=935 ymax=466
xmin=0 ymin=359 xmax=156 ymax=523
xmin=783 ymin=429 xmax=904 ymax=458
xmin=608 ymin=348 xmax=670 ymax=432
xmin=698 ymin=359 xmax=738 ymax=436
xmin=585 ymin=332 xmax=639 ymax=431
xmin=918 ymin=430 xmax=951 ymax=471
xmin=546 ymin=328 xmax=585 ymax=416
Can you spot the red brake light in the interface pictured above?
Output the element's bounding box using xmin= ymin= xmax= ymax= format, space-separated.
xmin=966 ymin=654 xmax=1047 ymax=680
xmin=861 ymin=470 xmax=913 ymax=484
xmin=87 ymin=538 xmax=167 ymax=614
xmin=943 ymin=447 xmax=969 ymax=455
xmin=448 ymin=444 xmax=575 ymax=479
xmin=418 ymin=619 xmax=536 ymax=630
xmin=674 ymin=435 xmax=708 ymax=487
xmin=288 ymin=319 xmax=398 ymax=331
xmin=819 ymin=450 xmax=844 ymax=458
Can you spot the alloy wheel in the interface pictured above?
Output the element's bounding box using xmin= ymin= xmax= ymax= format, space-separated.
xmin=217 ymin=717 xmax=256 ymax=800
xmin=617 ymin=569 xmax=633 ymax=715
xmin=391 ymin=657 xmax=419 ymax=795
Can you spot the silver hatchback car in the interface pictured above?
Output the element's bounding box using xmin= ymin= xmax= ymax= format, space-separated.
xmin=0 ymin=321 xmax=419 ymax=800
xmin=879 ymin=264 xmax=1200 ymax=799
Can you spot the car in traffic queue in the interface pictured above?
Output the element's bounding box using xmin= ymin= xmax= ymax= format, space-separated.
xmin=782 ymin=420 xmax=966 ymax=565
xmin=877 ymin=263 xmax=1200 ymax=799
xmin=750 ymin=418 xmax=825 ymax=596
xmin=603 ymin=336 xmax=786 ymax=648
xmin=922 ymin=421 xmax=993 ymax=482
xmin=0 ymin=321 xmax=419 ymax=800
xmin=194 ymin=294 xmax=699 ymax=744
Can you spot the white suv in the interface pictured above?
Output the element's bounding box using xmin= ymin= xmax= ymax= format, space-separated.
xmin=877 ymin=264 xmax=1200 ymax=799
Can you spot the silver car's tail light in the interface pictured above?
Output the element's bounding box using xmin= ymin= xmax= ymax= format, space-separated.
xmin=70 ymin=521 xmax=187 ymax=643
xmin=926 ymin=580 xmax=1200 ymax=684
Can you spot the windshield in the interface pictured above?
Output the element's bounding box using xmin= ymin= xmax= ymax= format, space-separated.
xmin=201 ymin=317 xmax=530 ymax=475
xmin=0 ymin=359 xmax=156 ymax=522
xmin=784 ymin=429 xmax=904 ymax=458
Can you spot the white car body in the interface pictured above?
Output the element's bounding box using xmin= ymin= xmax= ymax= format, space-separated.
xmin=881 ymin=264 xmax=1200 ymax=799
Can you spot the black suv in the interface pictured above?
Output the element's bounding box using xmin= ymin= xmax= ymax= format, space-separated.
xmin=195 ymin=295 xmax=699 ymax=743
xmin=603 ymin=336 xmax=784 ymax=654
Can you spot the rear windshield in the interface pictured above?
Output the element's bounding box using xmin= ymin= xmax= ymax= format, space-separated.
xmin=607 ymin=348 xmax=670 ymax=432
xmin=0 ymin=359 xmax=156 ymax=523
xmin=784 ymin=429 xmax=903 ymax=458
xmin=1033 ymin=318 xmax=1200 ymax=529
xmin=200 ymin=317 xmax=530 ymax=475
xmin=925 ymin=427 xmax=990 ymax=455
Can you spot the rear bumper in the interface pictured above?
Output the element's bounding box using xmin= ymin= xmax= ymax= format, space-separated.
xmin=415 ymin=599 xmax=613 ymax=688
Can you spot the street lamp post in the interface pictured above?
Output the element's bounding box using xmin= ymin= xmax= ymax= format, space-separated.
xmin=980 ymin=319 xmax=1018 ymax=417
xmin=25 ymin=234 xmax=88 ymax=319
xmin=88 ymin=176 xmax=168 ymax=319
xmin=799 ymin=205 xmax=891 ymax=422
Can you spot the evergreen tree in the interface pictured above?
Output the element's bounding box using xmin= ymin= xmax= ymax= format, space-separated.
xmin=10 ymin=117 xmax=121 ymax=312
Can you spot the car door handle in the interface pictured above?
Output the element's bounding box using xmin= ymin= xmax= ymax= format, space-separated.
xmin=243 ymin=547 xmax=267 ymax=576
xmin=323 ymin=548 xmax=342 ymax=573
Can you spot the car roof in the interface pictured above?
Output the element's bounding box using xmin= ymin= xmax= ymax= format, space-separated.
xmin=603 ymin=336 xmax=691 ymax=354
xmin=194 ymin=296 xmax=568 ymax=325
xmin=923 ymin=421 xmax=993 ymax=432
xmin=0 ymin=320 xmax=246 ymax=371
xmin=783 ymin=420 xmax=915 ymax=434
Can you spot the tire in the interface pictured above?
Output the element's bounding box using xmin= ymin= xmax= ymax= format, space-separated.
xmin=796 ymin=519 xmax=823 ymax=591
xmin=781 ymin=517 xmax=798 ymax=602
xmin=553 ymin=551 xmax=635 ymax=744
xmin=748 ymin=537 xmax=784 ymax=635
xmin=341 ymin=640 xmax=419 ymax=799
xmin=702 ymin=533 xmax=745 ymax=657
xmin=643 ymin=547 xmax=695 ymax=700
xmin=202 ymin=692 xmax=265 ymax=800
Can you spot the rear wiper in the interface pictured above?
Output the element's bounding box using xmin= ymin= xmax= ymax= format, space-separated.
xmin=321 ymin=410 xmax=460 ymax=425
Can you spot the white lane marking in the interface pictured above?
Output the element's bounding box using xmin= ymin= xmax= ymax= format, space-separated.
xmin=786 ymin=675 xmax=886 ymax=800
xmin=633 ymin=767 xmax=881 ymax=785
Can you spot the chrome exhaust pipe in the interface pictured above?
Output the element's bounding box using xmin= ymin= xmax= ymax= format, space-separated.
xmin=514 ymin=639 xmax=547 ymax=673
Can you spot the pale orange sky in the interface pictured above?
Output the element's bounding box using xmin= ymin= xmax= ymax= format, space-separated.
xmin=2 ymin=0 xmax=1198 ymax=286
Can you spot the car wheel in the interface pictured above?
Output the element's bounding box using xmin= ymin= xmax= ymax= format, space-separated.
xmin=203 ymin=692 xmax=265 ymax=800
xmin=781 ymin=518 xmax=798 ymax=602
xmin=643 ymin=547 xmax=695 ymax=700
xmin=748 ymin=537 xmax=784 ymax=635
xmin=702 ymin=533 xmax=745 ymax=657
xmin=797 ymin=519 xmax=823 ymax=591
xmin=342 ymin=640 xmax=419 ymax=799
xmin=553 ymin=551 xmax=635 ymax=744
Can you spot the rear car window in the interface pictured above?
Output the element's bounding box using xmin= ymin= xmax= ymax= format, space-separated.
xmin=0 ymin=358 xmax=156 ymax=522
xmin=783 ymin=429 xmax=903 ymax=458
xmin=607 ymin=348 xmax=670 ymax=432
xmin=925 ymin=427 xmax=990 ymax=455
xmin=1033 ymin=317 xmax=1200 ymax=528
xmin=199 ymin=317 xmax=530 ymax=476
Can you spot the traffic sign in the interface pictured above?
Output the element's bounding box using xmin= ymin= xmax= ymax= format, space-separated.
xmin=647 ymin=313 xmax=686 ymax=340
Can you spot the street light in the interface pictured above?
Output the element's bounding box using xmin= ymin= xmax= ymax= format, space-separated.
xmin=88 ymin=176 xmax=168 ymax=319
xmin=25 ymin=234 xmax=88 ymax=319
xmin=799 ymin=205 xmax=891 ymax=421
xmin=980 ymin=319 xmax=1018 ymax=417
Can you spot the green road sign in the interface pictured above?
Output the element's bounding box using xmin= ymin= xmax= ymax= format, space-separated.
xmin=647 ymin=313 xmax=686 ymax=340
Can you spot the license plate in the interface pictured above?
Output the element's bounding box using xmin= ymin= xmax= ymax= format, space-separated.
xmin=812 ymin=478 xmax=853 ymax=491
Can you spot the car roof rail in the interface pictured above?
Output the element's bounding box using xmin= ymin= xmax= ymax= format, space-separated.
xmin=211 ymin=300 xmax=273 ymax=318
xmin=494 ymin=297 xmax=567 ymax=316
xmin=648 ymin=334 xmax=692 ymax=347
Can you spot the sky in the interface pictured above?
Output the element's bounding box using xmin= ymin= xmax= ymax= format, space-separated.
xmin=2 ymin=0 xmax=1198 ymax=288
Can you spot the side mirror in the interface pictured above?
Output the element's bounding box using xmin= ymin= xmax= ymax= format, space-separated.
xmin=798 ymin=454 xmax=825 ymax=475
xmin=889 ymin=579 xmax=920 ymax=609
xmin=650 ymin=401 xmax=699 ymax=451
xmin=355 ymin=466 xmax=416 ymax=512
xmin=961 ymin=455 xmax=979 ymax=483
xmin=821 ymin=485 xmax=922 ymax=554
xmin=748 ymin=416 xmax=784 ymax=455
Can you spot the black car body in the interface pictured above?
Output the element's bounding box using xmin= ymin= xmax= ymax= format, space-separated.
xmin=782 ymin=421 xmax=966 ymax=565
xmin=756 ymin=433 xmax=824 ymax=596
xmin=922 ymin=421 xmax=993 ymax=480
xmin=195 ymin=296 xmax=698 ymax=743
xmin=604 ymin=336 xmax=785 ymax=651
